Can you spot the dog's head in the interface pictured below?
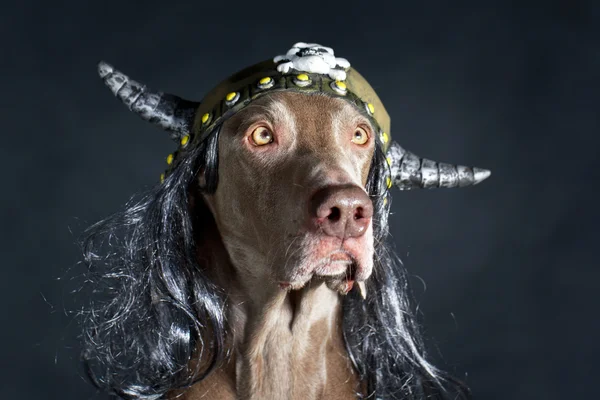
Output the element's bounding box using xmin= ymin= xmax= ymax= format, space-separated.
xmin=203 ymin=91 xmax=376 ymax=294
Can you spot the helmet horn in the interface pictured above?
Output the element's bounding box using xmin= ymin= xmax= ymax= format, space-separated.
xmin=387 ymin=141 xmax=491 ymax=190
xmin=97 ymin=61 xmax=199 ymax=140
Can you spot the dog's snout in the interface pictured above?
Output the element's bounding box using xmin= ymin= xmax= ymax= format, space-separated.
xmin=310 ymin=185 xmax=373 ymax=239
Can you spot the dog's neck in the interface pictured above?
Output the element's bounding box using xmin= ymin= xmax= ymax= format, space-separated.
xmin=229 ymin=278 xmax=349 ymax=399
xmin=183 ymin=210 xmax=359 ymax=399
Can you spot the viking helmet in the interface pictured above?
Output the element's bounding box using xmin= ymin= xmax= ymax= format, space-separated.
xmin=97 ymin=42 xmax=490 ymax=189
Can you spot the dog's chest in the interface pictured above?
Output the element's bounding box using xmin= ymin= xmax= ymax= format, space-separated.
xmin=169 ymin=325 xmax=359 ymax=399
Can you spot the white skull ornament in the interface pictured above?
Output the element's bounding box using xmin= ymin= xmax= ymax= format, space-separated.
xmin=273 ymin=42 xmax=351 ymax=81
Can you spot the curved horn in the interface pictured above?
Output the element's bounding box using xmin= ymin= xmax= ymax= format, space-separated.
xmin=388 ymin=141 xmax=491 ymax=190
xmin=97 ymin=61 xmax=199 ymax=140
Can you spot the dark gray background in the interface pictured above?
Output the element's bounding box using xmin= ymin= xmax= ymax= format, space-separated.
xmin=2 ymin=1 xmax=598 ymax=399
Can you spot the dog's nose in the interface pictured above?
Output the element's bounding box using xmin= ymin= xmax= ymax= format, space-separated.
xmin=310 ymin=185 xmax=373 ymax=239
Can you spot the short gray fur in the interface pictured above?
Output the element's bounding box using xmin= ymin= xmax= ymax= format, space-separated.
xmin=387 ymin=141 xmax=491 ymax=190
xmin=97 ymin=61 xmax=199 ymax=140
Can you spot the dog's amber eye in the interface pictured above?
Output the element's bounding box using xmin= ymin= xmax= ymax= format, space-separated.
xmin=351 ymin=127 xmax=369 ymax=145
xmin=250 ymin=126 xmax=274 ymax=146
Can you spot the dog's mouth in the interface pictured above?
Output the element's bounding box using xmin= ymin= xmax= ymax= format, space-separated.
xmin=278 ymin=231 xmax=373 ymax=299
xmin=312 ymin=256 xmax=367 ymax=299
xmin=280 ymin=250 xmax=364 ymax=296
xmin=312 ymin=251 xmax=356 ymax=290
xmin=319 ymin=262 xmax=358 ymax=295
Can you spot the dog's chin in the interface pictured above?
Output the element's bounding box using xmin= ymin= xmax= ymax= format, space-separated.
xmin=281 ymin=259 xmax=366 ymax=297
xmin=280 ymin=237 xmax=373 ymax=293
xmin=276 ymin=227 xmax=375 ymax=292
xmin=318 ymin=260 xmax=360 ymax=295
